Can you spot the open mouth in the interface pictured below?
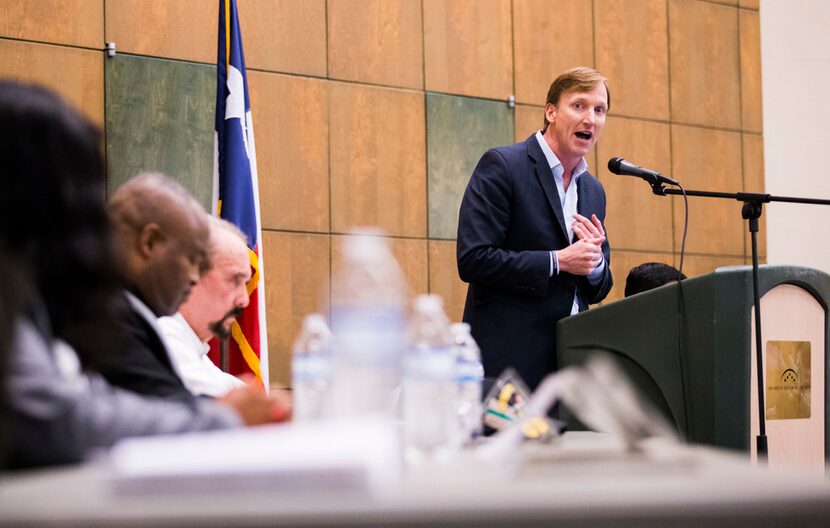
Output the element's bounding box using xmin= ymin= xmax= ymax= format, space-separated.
xmin=575 ymin=131 xmax=593 ymax=141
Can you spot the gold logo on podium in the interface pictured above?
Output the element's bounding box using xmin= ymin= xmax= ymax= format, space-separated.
xmin=765 ymin=340 xmax=811 ymax=420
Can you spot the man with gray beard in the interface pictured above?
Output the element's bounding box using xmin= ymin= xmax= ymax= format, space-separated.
xmin=158 ymin=217 xmax=251 ymax=397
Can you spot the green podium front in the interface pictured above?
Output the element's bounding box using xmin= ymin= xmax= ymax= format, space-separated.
xmin=557 ymin=265 xmax=830 ymax=463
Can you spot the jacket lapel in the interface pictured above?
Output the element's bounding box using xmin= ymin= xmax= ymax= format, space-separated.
xmin=135 ymin=310 xmax=175 ymax=372
xmin=527 ymin=135 xmax=568 ymax=241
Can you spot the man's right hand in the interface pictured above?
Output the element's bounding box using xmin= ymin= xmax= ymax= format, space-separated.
xmin=217 ymin=376 xmax=292 ymax=426
xmin=556 ymin=239 xmax=602 ymax=276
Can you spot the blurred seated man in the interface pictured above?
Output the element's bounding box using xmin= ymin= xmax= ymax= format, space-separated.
xmin=100 ymin=173 xmax=288 ymax=416
xmin=99 ymin=172 xmax=213 ymax=400
xmin=624 ymin=262 xmax=686 ymax=297
xmin=157 ymin=217 xmax=249 ymax=397
xmin=0 ymin=82 xmax=288 ymax=469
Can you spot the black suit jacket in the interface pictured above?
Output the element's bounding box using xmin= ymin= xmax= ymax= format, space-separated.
xmin=99 ymin=293 xmax=195 ymax=403
xmin=457 ymin=134 xmax=613 ymax=390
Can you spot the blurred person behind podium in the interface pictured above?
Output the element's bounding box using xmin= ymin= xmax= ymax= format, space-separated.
xmin=0 ymin=82 xmax=286 ymax=469
xmin=457 ymin=67 xmax=613 ymax=391
xmin=624 ymin=262 xmax=686 ymax=297
xmin=157 ymin=216 xmax=250 ymax=397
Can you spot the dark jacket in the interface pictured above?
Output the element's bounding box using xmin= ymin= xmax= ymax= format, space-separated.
xmin=99 ymin=292 xmax=194 ymax=402
xmin=457 ymin=134 xmax=613 ymax=390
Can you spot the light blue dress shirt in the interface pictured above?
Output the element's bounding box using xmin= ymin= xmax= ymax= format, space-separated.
xmin=535 ymin=131 xmax=606 ymax=315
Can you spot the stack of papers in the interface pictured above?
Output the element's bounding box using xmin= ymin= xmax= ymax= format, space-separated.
xmin=108 ymin=418 xmax=401 ymax=498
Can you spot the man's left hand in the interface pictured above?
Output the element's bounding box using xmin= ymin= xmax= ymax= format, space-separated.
xmin=572 ymin=213 xmax=605 ymax=247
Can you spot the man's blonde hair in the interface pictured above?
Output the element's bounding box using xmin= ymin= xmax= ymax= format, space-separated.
xmin=542 ymin=66 xmax=610 ymax=132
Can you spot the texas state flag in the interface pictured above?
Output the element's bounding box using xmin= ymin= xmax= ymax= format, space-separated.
xmin=212 ymin=0 xmax=269 ymax=390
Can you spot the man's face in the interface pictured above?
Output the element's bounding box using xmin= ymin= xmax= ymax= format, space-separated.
xmin=544 ymin=83 xmax=608 ymax=165
xmin=143 ymin=213 xmax=209 ymax=317
xmin=197 ymin=232 xmax=251 ymax=340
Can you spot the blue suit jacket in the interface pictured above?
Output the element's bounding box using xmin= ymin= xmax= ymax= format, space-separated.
xmin=457 ymin=134 xmax=613 ymax=390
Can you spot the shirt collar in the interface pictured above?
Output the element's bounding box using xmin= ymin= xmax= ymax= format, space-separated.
xmin=172 ymin=312 xmax=211 ymax=357
xmin=124 ymin=290 xmax=170 ymax=351
xmin=125 ymin=290 xmax=158 ymax=327
xmin=534 ymin=131 xmax=589 ymax=180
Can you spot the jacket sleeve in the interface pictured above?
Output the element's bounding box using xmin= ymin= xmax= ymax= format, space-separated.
xmin=457 ymin=149 xmax=551 ymax=296
xmin=5 ymin=318 xmax=240 ymax=469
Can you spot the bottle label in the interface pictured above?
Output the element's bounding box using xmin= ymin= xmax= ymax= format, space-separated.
xmin=331 ymin=306 xmax=405 ymax=365
xmin=456 ymin=359 xmax=484 ymax=382
xmin=292 ymin=355 xmax=332 ymax=381
xmin=404 ymin=348 xmax=455 ymax=381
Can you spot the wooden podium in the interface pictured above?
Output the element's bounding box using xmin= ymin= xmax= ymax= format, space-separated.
xmin=557 ymin=265 xmax=830 ymax=472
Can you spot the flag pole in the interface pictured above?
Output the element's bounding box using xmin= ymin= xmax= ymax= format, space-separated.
xmin=220 ymin=337 xmax=229 ymax=372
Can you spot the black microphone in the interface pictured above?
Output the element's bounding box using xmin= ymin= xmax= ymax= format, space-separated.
xmin=607 ymin=157 xmax=678 ymax=186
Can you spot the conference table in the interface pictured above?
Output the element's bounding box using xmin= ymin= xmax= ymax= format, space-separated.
xmin=2 ymin=431 xmax=830 ymax=527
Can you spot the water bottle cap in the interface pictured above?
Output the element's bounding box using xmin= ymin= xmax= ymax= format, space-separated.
xmin=342 ymin=228 xmax=389 ymax=261
xmin=412 ymin=294 xmax=444 ymax=312
xmin=302 ymin=313 xmax=332 ymax=338
xmin=450 ymin=322 xmax=471 ymax=335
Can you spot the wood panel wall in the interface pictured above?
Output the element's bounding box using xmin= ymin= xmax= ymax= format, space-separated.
xmin=0 ymin=0 xmax=763 ymax=386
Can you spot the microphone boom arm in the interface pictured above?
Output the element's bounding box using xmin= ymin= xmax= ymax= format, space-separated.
xmin=649 ymin=186 xmax=830 ymax=207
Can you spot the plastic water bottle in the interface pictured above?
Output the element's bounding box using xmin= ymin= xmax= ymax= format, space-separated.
xmin=330 ymin=229 xmax=407 ymax=419
xmin=403 ymin=294 xmax=457 ymax=464
xmin=451 ymin=322 xmax=484 ymax=446
xmin=291 ymin=314 xmax=333 ymax=421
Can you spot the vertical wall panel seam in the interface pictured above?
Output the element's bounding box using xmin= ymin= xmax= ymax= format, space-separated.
xmin=510 ymin=0 xmax=516 ymax=104
xmin=736 ymin=5 xmax=748 ymax=263
xmin=591 ymin=0 xmax=598 ymax=175
xmin=591 ymin=0 xmax=597 ymax=68
xmin=103 ymin=0 xmax=109 ymax=197
xmin=420 ymin=0 xmax=432 ymax=293
xmin=665 ymin=0 xmax=677 ymax=264
xmin=324 ymin=0 xmax=330 ymax=78
xmin=325 ymin=1 xmax=333 ymax=310
xmin=420 ymin=0 xmax=426 ymax=92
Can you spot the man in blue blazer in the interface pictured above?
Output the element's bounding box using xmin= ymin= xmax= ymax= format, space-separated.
xmin=457 ymin=67 xmax=613 ymax=391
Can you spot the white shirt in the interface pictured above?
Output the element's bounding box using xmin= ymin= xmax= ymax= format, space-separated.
xmin=534 ymin=131 xmax=607 ymax=315
xmin=157 ymin=312 xmax=244 ymax=397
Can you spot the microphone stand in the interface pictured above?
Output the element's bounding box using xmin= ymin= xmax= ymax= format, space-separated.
xmin=646 ymin=180 xmax=830 ymax=462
